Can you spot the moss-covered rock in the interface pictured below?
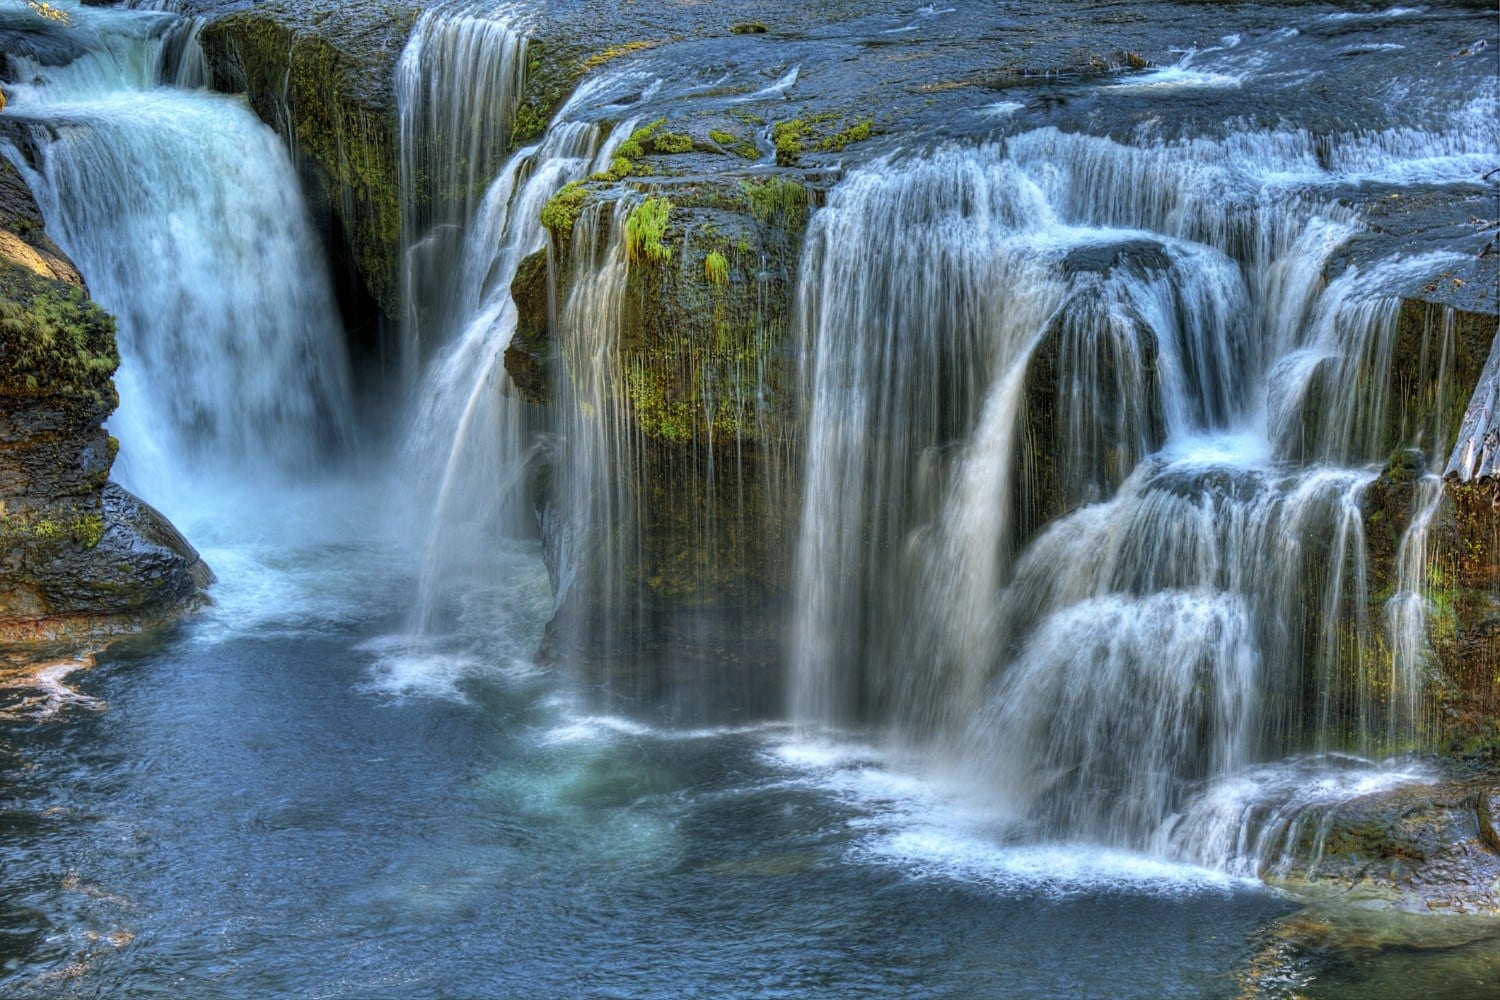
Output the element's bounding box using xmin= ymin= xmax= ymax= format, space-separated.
xmin=199 ymin=6 xmax=410 ymax=321
xmin=512 ymin=171 xmax=813 ymax=697
xmin=0 ymin=165 xmax=210 ymax=648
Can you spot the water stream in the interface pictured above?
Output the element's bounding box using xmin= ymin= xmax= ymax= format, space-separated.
xmin=1 ymin=0 xmax=1497 ymax=995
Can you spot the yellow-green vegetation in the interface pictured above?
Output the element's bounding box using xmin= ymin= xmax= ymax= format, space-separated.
xmin=709 ymin=129 xmax=760 ymax=160
xmin=772 ymin=112 xmax=877 ymax=165
xmin=771 ymin=119 xmax=806 ymax=167
xmin=580 ymin=40 xmax=659 ymax=72
xmin=625 ymin=197 xmax=673 ymax=266
xmin=590 ymin=156 xmax=635 ymax=183
xmin=730 ymin=22 xmax=769 ymax=35
xmin=0 ymin=279 xmax=117 ymax=405
xmin=540 ymin=181 xmax=588 ymax=236
xmin=23 ymin=1 xmax=69 ymax=23
xmin=704 ymin=250 xmax=729 ymax=287
xmin=741 ymin=176 xmax=807 ymax=227
xmin=0 ymin=511 xmax=104 ymax=549
xmin=817 ymin=118 xmax=873 ymax=152
xmin=653 ymin=132 xmax=694 ymax=154
xmin=616 ymin=118 xmax=665 ymax=160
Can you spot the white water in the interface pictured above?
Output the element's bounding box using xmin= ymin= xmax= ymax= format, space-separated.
xmin=790 ymin=108 xmax=1494 ymax=864
xmin=396 ymin=3 xmax=528 ymax=382
xmin=1 ymin=1 xmax=352 ymax=519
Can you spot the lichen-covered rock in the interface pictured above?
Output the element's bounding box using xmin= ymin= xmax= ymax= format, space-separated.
xmin=0 ymin=162 xmax=208 ymax=648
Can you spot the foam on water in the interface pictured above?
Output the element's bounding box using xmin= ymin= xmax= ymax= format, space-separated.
xmin=766 ymin=735 xmax=1249 ymax=898
xmin=976 ymin=100 xmax=1025 ymax=117
xmin=1111 ymin=67 xmax=1243 ymax=92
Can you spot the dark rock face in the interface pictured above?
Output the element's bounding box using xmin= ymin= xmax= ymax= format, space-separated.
xmin=0 ymin=161 xmax=209 ymax=648
xmin=511 ymin=173 xmax=809 ymax=710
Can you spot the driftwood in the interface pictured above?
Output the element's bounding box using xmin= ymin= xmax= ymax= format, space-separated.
xmin=1444 ymin=317 xmax=1500 ymax=481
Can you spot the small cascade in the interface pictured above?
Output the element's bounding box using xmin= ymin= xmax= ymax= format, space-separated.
xmin=545 ymin=200 xmax=637 ymax=673
xmin=403 ymin=121 xmax=614 ymax=632
xmin=2 ymin=1 xmax=352 ymax=513
xmin=393 ymin=25 xmax=648 ymax=633
xmin=396 ymin=3 xmax=528 ymax=382
xmin=790 ymin=117 xmax=1482 ymax=860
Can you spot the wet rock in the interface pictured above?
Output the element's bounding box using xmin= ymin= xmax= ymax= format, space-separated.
xmin=517 ymin=172 xmax=809 ymax=701
xmin=1265 ymin=776 xmax=1500 ymax=915
xmin=0 ymin=162 xmax=208 ymax=648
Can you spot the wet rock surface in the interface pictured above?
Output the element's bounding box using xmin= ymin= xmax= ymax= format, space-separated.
xmin=1265 ymin=770 xmax=1500 ymax=915
xmin=0 ymin=158 xmax=208 ymax=648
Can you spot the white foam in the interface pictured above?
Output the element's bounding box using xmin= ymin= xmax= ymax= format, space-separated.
xmin=1160 ymin=430 xmax=1273 ymax=469
xmin=766 ymin=734 xmax=1246 ymax=897
xmin=1111 ymin=67 xmax=1243 ymax=93
xmin=977 ymin=101 xmax=1025 ymax=118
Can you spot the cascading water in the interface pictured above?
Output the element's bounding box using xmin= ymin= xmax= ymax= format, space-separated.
xmin=396 ymin=4 xmax=528 ymax=383
xmin=790 ymin=114 xmax=1490 ymax=867
xmin=1 ymin=0 xmax=352 ymax=516
xmin=392 ymin=7 xmax=629 ymax=634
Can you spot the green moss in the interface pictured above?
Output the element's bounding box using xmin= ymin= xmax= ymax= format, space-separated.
xmin=741 ymin=177 xmax=807 ymax=227
xmin=626 ymin=197 xmax=673 ymax=266
xmin=817 ymin=118 xmax=873 ymax=152
xmin=708 ymin=129 xmax=760 ymax=160
xmin=772 ymin=113 xmax=875 ymax=165
xmin=511 ymin=102 xmax=548 ymax=145
xmin=653 ymin=132 xmax=694 ymax=154
xmin=730 ymin=22 xmax=769 ymax=35
xmin=771 ymin=119 xmax=805 ymax=167
xmin=540 ymin=181 xmax=588 ymax=236
xmin=704 ymin=250 xmax=729 ymax=287
xmin=590 ymin=156 xmax=635 ymax=182
xmin=0 ymin=277 xmax=118 ymax=404
xmin=580 ymin=40 xmax=658 ymax=72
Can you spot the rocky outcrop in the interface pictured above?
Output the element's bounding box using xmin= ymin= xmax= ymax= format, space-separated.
xmin=198 ymin=2 xmax=414 ymax=328
xmin=510 ymin=160 xmax=811 ymax=708
xmin=0 ymin=160 xmax=209 ymax=647
xmin=1262 ymin=772 xmax=1500 ymax=915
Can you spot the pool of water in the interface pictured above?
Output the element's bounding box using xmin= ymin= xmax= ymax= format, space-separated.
xmin=0 ymin=481 xmax=1306 ymax=998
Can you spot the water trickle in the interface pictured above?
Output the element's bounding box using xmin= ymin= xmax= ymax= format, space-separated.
xmin=396 ymin=4 xmax=528 ymax=381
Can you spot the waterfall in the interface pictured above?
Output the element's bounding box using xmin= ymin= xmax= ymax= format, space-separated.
xmin=396 ymin=4 xmax=528 ymax=383
xmin=1 ymin=0 xmax=352 ymax=515
xmin=790 ymin=117 xmax=1485 ymax=857
xmin=394 ymin=8 xmax=629 ymax=632
xmin=546 ymin=200 xmax=637 ymax=676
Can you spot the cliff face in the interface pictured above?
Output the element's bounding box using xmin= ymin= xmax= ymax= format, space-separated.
xmin=509 ymin=168 xmax=810 ymax=706
xmin=0 ymin=160 xmax=210 ymax=647
xmin=197 ymin=1 xmax=415 ymax=336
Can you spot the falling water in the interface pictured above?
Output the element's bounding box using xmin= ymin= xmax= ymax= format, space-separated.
xmin=1 ymin=0 xmax=352 ymax=514
xmin=394 ymin=10 xmax=630 ymax=631
xmin=790 ymin=116 xmax=1488 ymax=860
xmin=396 ymin=3 xmax=528 ymax=381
